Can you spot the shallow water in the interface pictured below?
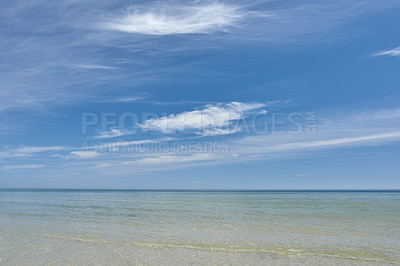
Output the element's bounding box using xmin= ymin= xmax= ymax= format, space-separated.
xmin=0 ymin=190 xmax=399 ymax=265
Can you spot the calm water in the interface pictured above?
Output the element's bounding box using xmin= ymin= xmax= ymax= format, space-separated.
xmin=0 ymin=190 xmax=399 ymax=265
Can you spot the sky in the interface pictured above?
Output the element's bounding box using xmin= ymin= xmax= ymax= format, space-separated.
xmin=0 ymin=0 xmax=400 ymax=189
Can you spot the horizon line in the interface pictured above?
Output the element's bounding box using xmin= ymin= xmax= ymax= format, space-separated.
xmin=1 ymin=188 xmax=400 ymax=192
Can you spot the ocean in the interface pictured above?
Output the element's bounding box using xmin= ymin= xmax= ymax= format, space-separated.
xmin=0 ymin=190 xmax=399 ymax=265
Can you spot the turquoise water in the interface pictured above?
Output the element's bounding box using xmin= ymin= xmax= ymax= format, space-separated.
xmin=0 ymin=190 xmax=399 ymax=265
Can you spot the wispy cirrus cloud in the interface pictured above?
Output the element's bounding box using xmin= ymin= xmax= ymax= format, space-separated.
xmin=2 ymin=106 xmax=400 ymax=174
xmin=102 ymin=3 xmax=245 ymax=35
xmin=93 ymin=93 xmax=150 ymax=104
xmin=373 ymin=46 xmax=400 ymax=57
xmin=230 ymin=107 xmax=400 ymax=163
xmin=2 ymin=0 xmax=399 ymax=117
xmin=70 ymin=151 xmax=101 ymax=159
xmin=139 ymin=101 xmax=266 ymax=135
xmin=93 ymin=128 xmax=129 ymax=139
xmin=135 ymin=153 xmax=217 ymax=165
xmin=110 ymin=96 xmax=148 ymax=103
xmin=67 ymin=64 xmax=117 ymax=70
xmin=14 ymin=146 xmax=66 ymax=154
xmin=76 ymin=106 xmax=400 ymax=174
xmin=0 ymin=146 xmax=69 ymax=170
xmin=0 ymin=164 xmax=44 ymax=171
xmin=234 ymin=131 xmax=400 ymax=157
xmin=0 ymin=146 xmax=67 ymax=160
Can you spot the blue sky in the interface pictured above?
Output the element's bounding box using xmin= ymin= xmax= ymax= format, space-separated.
xmin=1 ymin=0 xmax=400 ymax=189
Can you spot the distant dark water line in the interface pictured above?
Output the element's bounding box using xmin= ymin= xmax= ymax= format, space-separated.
xmin=1 ymin=188 xmax=400 ymax=193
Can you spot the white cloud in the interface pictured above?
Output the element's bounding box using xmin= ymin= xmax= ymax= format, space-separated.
xmin=373 ymin=46 xmax=400 ymax=57
xmin=1 ymin=0 xmax=399 ymax=117
xmin=230 ymin=107 xmax=400 ymax=161
xmin=3 ymin=107 xmax=400 ymax=175
xmin=0 ymin=164 xmax=44 ymax=171
xmin=38 ymin=106 xmax=400 ymax=175
xmin=70 ymin=151 xmax=101 ymax=159
xmin=198 ymin=126 xmax=242 ymax=136
xmin=103 ymin=3 xmax=244 ymax=35
xmin=93 ymin=128 xmax=130 ymax=139
xmin=139 ymin=101 xmax=266 ymax=135
xmin=15 ymin=146 xmax=66 ymax=154
xmin=95 ymin=93 xmax=150 ymax=104
xmin=135 ymin=153 xmax=216 ymax=165
xmin=255 ymin=131 xmax=400 ymax=152
xmin=110 ymin=96 xmax=147 ymax=103
xmin=68 ymin=64 xmax=117 ymax=70
xmin=0 ymin=146 xmax=67 ymax=160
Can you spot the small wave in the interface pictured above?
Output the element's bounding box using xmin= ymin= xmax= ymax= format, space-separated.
xmin=43 ymin=234 xmax=400 ymax=263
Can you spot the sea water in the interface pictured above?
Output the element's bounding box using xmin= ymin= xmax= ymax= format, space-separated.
xmin=0 ymin=190 xmax=399 ymax=265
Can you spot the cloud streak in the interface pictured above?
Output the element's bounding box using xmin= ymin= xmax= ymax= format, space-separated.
xmin=103 ymin=3 xmax=244 ymax=35
xmin=70 ymin=151 xmax=101 ymax=159
xmin=86 ymin=106 xmax=400 ymax=174
xmin=0 ymin=164 xmax=44 ymax=171
xmin=2 ymin=106 xmax=400 ymax=175
xmin=0 ymin=146 xmax=67 ymax=160
xmin=2 ymin=0 xmax=399 ymax=117
xmin=93 ymin=128 xmax=130 ymax=139
xmin=373 ymin=46 xmax=400 ymax=57
xmin=68 ymin=64 xmax=117 ymax=70
xmin=135 ymin=153 xmax=217 ymax=165
xmin=139 ymin=101 xmax=266 ymax=135
xmin=238 ymin=132 xmax=400 ymax=154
